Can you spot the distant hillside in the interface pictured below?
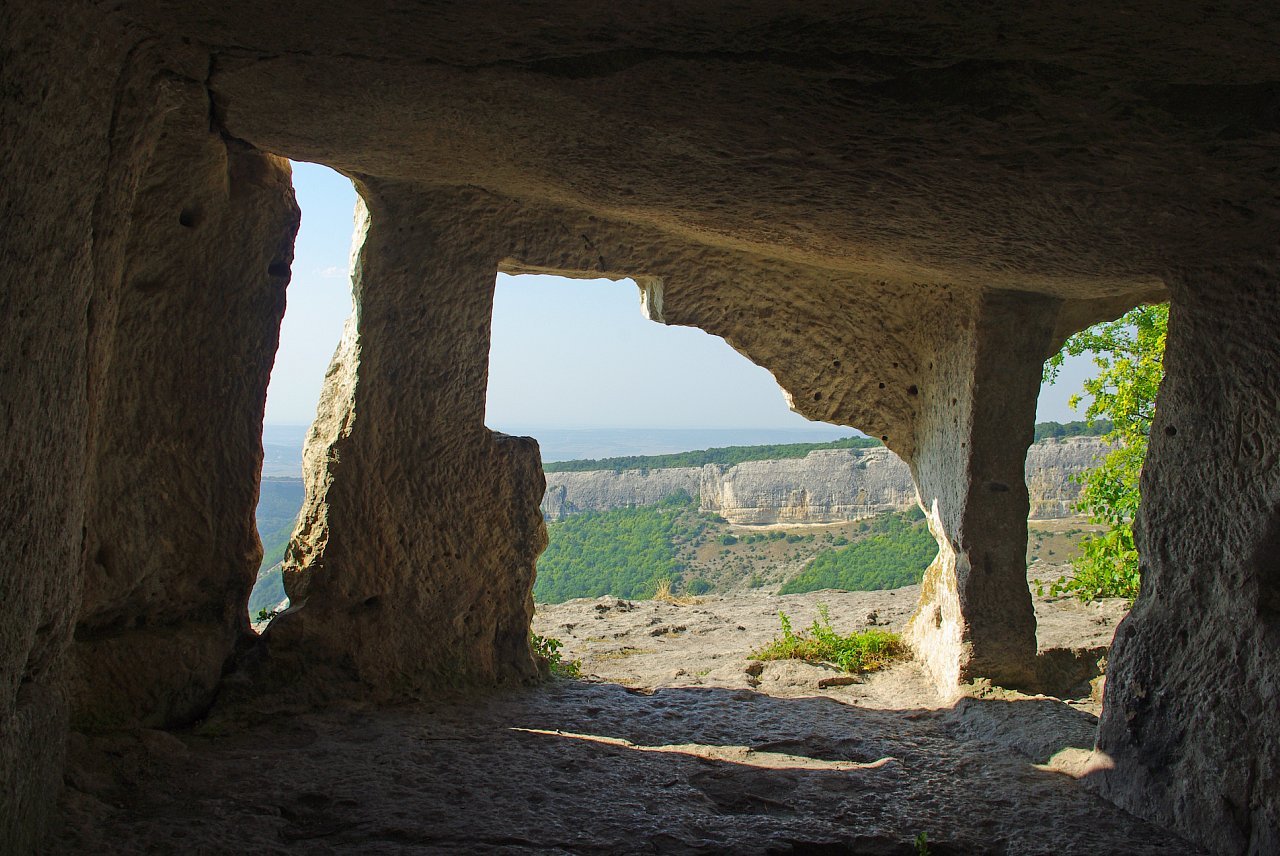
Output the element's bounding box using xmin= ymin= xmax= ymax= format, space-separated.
xmin=1033 ymin=419 xmax=1112 ymax=442
xmin=543 ymin=436 xmax=882 ymax=472
xmin=544 ymin=435 xmax=1110 ymax=525
xmin=543 ymin=421 xmax=1108 ymax=473
xmin=532 ymin=489 xmax=936 ymax=604
xmin=248 ymin=477 xmax=303 ymax=616
xmin=778 ymin=508 xmax=936 ymax=594
xmin=248 ymin=424 xmax=1109 ymax=615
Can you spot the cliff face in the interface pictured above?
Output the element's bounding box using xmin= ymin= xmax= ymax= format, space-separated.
xmin=542 ymin=437 xmax=1109 ymax=524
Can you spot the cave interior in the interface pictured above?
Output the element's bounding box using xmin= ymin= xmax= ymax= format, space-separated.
xmin=2 ymin=2 xmax=1278 ymax=853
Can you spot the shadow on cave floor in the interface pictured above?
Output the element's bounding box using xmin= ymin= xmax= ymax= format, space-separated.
xmin=53 ymin=679 xmax=1199 ymax=855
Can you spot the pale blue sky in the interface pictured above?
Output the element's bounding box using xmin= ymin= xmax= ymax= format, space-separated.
xmin=265 ymin=162 xmax=1094 ymax=430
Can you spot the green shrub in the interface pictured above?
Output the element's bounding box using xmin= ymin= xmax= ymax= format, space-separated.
xmin=687 ymin=578 xmax=713 ymax=595
xmin=531 ymin=633 xmax=581 ymax=678
xmin=751 ymin=605 xmax=907 ymax=674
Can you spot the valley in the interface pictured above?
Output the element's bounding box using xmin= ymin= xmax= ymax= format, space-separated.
xmin=250 ymin=429 xmax=1104 ymax=617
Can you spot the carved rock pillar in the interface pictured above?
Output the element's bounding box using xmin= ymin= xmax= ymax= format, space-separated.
xmin=269 ymin=181 xmax=545 ymax=694
xmin=74 ymin=92 xmax=300 ymax=729
xmin=905 ymin=291 xmax=1059 ymax=693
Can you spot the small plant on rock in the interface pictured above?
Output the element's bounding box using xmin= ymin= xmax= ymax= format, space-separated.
xmin=531 ymin=632 xmax=581 ymax=679
xmin=652 ymin=577 xmax=700 ymax=606
xmin=751 ymin=605 xmax=906 ymax=674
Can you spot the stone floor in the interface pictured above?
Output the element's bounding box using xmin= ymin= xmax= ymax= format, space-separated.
xmin=55 ymin=669 xmax=1196 ymax=854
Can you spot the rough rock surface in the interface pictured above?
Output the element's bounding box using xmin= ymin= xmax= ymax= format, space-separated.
xmin=532 ymin=576 xmax=1125 ymax=709
xmin=75 ymin=91 xmax=299 ymax=732
xmin=1 ymin=5 xmax=182 ymax=846
xmin=6 ymin=1 xmax=1280 ymax=852
xmin=1095 ymin=265 xmax=1280 ymax=855
xmin=267 ymin=183 xmax=546 ymax=696
xmin=542 ymin=437 xmax=1107 ymax=524
xmin=53 ymin=591 xmax=1197 ymax=855
xmin=904 ymin=292 xmax=1058 ymax=695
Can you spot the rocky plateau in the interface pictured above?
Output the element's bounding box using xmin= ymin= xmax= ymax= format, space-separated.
xmin=543 ymin=437 xmax=1108 ymax=524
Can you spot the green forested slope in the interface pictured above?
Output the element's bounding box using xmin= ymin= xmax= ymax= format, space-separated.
xmin=778 ymin=509 xmax=937 ymax=595
xmin=1032 ymin=419 xmax=1112 ymax=442
xmin=248 ymin=478 xmax=304 ymax=615
xmin=533 ymin=492 xmax=708 ymax=603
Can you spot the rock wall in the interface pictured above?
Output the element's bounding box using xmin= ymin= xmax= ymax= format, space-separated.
xmin=6 ymin=4 xmax=1280 ymax=852
xmin=267 ymin=183 xmax=545 ymax=696
xmin=0 ymin=4 xmax=164 ymax=847
xmin=542 ymin=468 xmax=703 ymax=520
xmin=74 ymin=92 xmax=299 ymax=730
xmin=1095 ymin=264 xmax=1280 ymax=855
xmin=542 ymin=437 xmax=1107 ymax=524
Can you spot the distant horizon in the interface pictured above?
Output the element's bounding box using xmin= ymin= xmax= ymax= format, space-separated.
xmin=261 ymin=422 xmax=865 ymax=431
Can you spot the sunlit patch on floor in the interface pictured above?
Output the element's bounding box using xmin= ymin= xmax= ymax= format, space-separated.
xmin=512 ymin=727 xmax=901 ymax=771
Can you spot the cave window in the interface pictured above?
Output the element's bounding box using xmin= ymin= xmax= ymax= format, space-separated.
xmin=247 ymin=162 xmax=357 ymax=626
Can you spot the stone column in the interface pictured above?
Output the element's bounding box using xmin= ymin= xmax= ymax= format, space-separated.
xmin=73 ymin=93 xmax=300 ymax=729
xmin=905 ymin=291 xmax=1060 ymax=693
xmin=1095 ymin=263 xmax=1280 ymax=854
xmin=266 ymin=180 xmax=545 ymax=695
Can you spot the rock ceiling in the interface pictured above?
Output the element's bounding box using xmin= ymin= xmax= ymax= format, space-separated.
xmin=122 ymin=1 xmax=1280 ymax=296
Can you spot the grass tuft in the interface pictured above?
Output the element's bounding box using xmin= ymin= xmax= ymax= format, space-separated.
xmin=652 ymin=577 xmax=701 ymax=606
xmin=750 ymin=604 xmax=907 ymax=674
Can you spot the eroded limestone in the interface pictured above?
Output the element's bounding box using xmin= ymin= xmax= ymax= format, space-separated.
xmin=75 ymin=92 xmax=299 ymax=730
xmin=5 ymin=2 xmax=1280 ymax=852
xmin=1095 ymin=262 xmax=1280 ymax=855
xmin=904 ymin=292 xmax=1062 ymax=693
xmin=269 ymin=183 xmax=545 ymax=694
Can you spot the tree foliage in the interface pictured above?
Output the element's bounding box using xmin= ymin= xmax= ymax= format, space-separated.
xmin=533 ymin=491 xmax=704 ymax=603
xmin=1043 ymin=303 xmax=1168 ymax=601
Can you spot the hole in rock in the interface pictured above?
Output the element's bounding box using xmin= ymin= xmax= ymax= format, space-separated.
xmin=1029 ymin=302 xmax=1167 ymax=641
xmin=247 ymin=162 xmax=356 ymax=628
xmin=485 ymin=272 xmax=936 ymax=690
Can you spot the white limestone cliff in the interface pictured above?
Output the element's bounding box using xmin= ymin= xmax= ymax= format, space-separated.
xmin=542 ymin=436 xmax=1108 ymax=524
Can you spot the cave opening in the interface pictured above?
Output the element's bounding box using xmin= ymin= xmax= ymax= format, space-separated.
xmin=1022 ymin=302 xmax=1170 ymax=700
xmin=247 ymin=162 xmax=357 ymax=627
xmin=484 ymin=271 xmax=934 ymax=691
